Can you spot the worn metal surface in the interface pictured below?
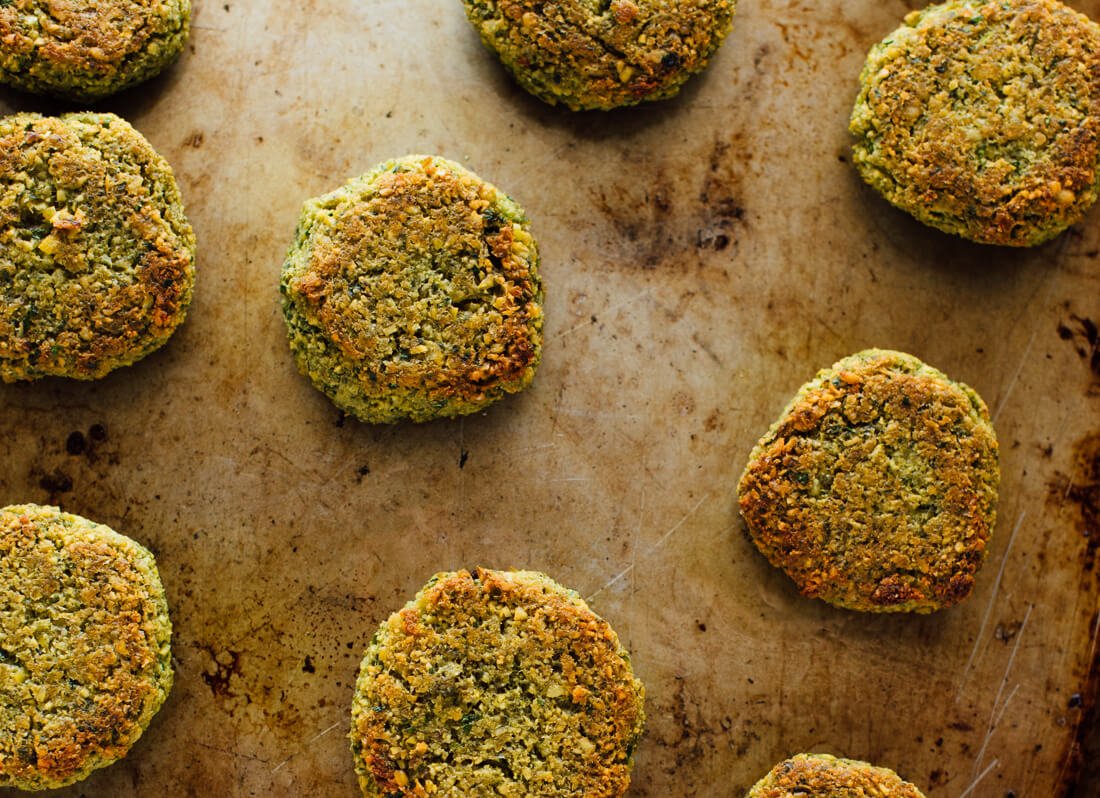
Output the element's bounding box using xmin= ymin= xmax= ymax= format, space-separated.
xmin=0 ymin=1 xmax=1098 ymax=795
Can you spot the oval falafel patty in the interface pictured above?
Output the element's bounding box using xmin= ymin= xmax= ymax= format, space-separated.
xmin=747 ymin=754 xmax=927 ymax=798
xmin=461 ymin=0 xmax=736 ymax=111
xmin=0 ymin=112 xmax=196 ymax=382
xmin=737 ymin=350 xmax=999 ymax=614
xmin=850 ymin=0 xmax=1100 ymax=246
xmin=0 ymin=0 xmax=191 ymax=102
xmin=350 ymin=568 xmax=645 ymax=797
xmin=280 ymin=155 xmax=543 ymax=424
xmin=0 ymin=504 xmax=173 ymax=791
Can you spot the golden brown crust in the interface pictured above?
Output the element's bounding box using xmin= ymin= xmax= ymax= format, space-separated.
xmin=850 ymin=0 xmax=1100 ymax=246
xmin=747 ymin=754 xmax=927 ymax=798
xmin=349 ymin=568 xmax=645 ymax=797
xmin=738 ymin=350 xmax=999 ymax=613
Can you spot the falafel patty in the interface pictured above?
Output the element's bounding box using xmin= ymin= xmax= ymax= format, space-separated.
xmin=850 ymin=0 xmax=1100 ymax=246
xmin=747 ymin=754 xmax=927 ymax=798
xmin=0 ymin=112 xmax=196 ymax=382
xmin=737 ymin=349 xmax=999 ymax=614
xmin=0 ymin=0 xmax=191 ymax=102
xmin=0 ymin=504 xmax=173 ymax=791
xmin=349 ymin=568 xmax=645 ymax=797
xmin=280 ymin=155 xmax=543 ymax=424
xmin=461 ymin=0 xmax=736 ymax=111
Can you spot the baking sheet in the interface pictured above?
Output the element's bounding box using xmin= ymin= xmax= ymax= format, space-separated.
xmin=0 ymin=0 xmax=1098 ymax=795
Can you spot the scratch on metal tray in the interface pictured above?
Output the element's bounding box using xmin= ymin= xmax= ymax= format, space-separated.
xmin=626 ymin=461 xmax=646 ymax=643
xmin=957 ymin=758 xmax=999 ymax=798
xmin=957 ymin=511 xmax=1026 ymax=700
xmin=586 ymin=493 xmax=709 ymax=602
xmin=270 ymin=720 xmax=342 ymax=774
xmin=992 ymin=324 xmax=1039 ymax=424
xmin=194 ymin=740 xmax=269 ymax=765
xmin=991 ymin=232 xmax=1067 ymax=424
xmin=555 ymin=289 xmax=652 ymax=340
xmin=969 ymin=602 xmax=1034 ymax=784
xmin=553 ymin=408 xmax=643 ymax=421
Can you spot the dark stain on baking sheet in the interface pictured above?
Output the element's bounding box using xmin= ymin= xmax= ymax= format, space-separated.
xmin=1047 ymin=434 xmax=1100 ymax=568
xmin=35 ymin=468 xmax=73 ymax=498
xmin=201 ymin=648 xmax=243 ymax=699
xmin=1057 ymin=314 xmax=1100 ymax=393
xmin=591 ymin=138 xmax=746 ymax=269
xmin=26 ymin=423 xmax=119 ymax=504
xmin=640 ymin=675 xmax=748 ymax=794
xmin=1061 ymin=612 xmax=1100 ymax=798
xmin=65 ymin=431 xmax=87 ymax=456
xmin=1048 ymin=433 xmax=1100 ymax=797
xmin=65 ymin=423 xmax=111 ymax=464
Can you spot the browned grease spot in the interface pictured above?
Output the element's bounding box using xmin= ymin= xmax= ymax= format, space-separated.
xmin=590 ymin=138 xmax=746 ymax=269
xmin=201 ymin=649 xmax=242 ymax=698
xmin=1047 ymin=434 xmax=1100 ymax=794
xmin=1057 ymin=314 xmax=1100 ymax=392
xmin=1062 ymin=612 xmax=1100 ymax=798
xmin=37 ymin=469 xmax=73 ymax=495
xmin=1048 ymin=433 xmax=1100 ymax=572
xmin=703 ymin=409 xmax=723 ymax=433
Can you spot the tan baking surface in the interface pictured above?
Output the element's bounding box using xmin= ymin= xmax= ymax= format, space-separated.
xmin=1 ymin=1 xmax=1098 ymax=795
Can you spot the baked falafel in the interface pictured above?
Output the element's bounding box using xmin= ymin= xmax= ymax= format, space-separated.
xmin=0 ymin=504 xmax=173 ymax=790
xmin=0 ymin=0 xmax=191 ymax=102
xmin=461 ymin=0 xmax=736 ymax=111
xmin=747 ymin=754 xmax=927 ymax=798
xmin=0 ymin=112 xmax=196 ymax=382
xmin=349 ymin=568 xmax=645 ymax=797
xmin=737 ymin=349 xmax=999 ymax=613
xmin=280 ymin=155 xmax=542 ymax=424
xmin=850 ymin=0 xmax=1100 ymax=246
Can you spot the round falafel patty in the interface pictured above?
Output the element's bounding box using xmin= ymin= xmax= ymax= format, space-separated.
xmin=737 ymin=350 xmax=999 ymax=614
xmin=747 ymin=754 xmax=927 ymax=798
xmin=349 ymin=568 xmax=645 ymax=797
xmin=0 ymin=0 xmax=191 ymax=102
xmin=0 ymin=112 xmax=196 ymax=382
xmin=461 ymin=0 xmax=736 ymax=111
xmin=280 ymin=155 xmax=543 ymax=424
xmin=850 ymin=0 xmax=1100 ymax=246
xmin=0 ymin=504 xmax=173 ymax=791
